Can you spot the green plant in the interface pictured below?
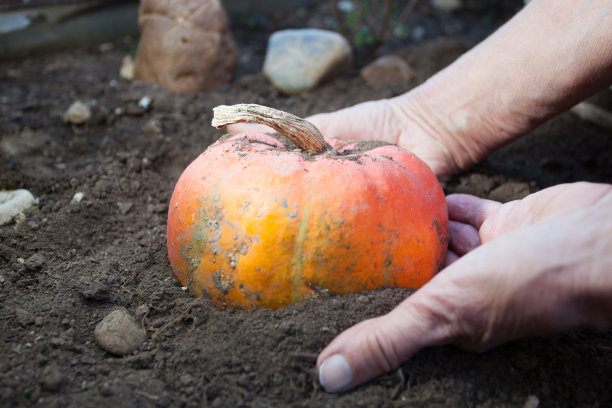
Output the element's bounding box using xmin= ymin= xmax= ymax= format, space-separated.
xmin=331 ymin=0 xmax=419 ymax=50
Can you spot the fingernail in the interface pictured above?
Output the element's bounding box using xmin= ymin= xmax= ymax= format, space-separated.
xmin=319 ymin=354 xmax=353 ymax=393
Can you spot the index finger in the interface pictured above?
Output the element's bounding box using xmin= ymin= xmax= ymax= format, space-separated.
xmin=446 ymin=194 xmax=502 ymax=229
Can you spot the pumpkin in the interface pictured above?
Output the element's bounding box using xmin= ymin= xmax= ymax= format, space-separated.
xmin=167 ymin=104 xmax=448 ymax=310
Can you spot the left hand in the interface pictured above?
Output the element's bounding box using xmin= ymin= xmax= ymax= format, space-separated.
xmin=316 ymin=182 xmax=612 ymax=393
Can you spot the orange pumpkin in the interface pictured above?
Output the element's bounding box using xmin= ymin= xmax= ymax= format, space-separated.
xmin=167 ymin=104 xmax=448 ymax=310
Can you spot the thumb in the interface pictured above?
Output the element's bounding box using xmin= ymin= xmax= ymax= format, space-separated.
xmin=307 ymin=106 xmax=372 ymax=141
xmin=306 ymin=112 xmax=346 ymax=140
xmin=316 ymin=291 xmax=455 ymax=393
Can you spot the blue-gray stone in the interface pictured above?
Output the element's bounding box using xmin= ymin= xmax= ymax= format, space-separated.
xmin=263 ymin=28 xmax=352 ymax=94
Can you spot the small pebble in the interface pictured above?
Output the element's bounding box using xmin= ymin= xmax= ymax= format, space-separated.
xmin=138 ymin=96 xmax=152 ymax=109
xmin=63 ymin=101 xmax=91 ymax=125
xmin=76 ymin=279 xmax=110 ymax=302
xmin=99 ymin=42 xmax=114 ymax=53
xmin=71 ymin=192 xmax=84 ymax=203
xmin=360 ymin=55 xmax=415 ymax=86
xmin=0 ymin=189 xmax=37 ymax=225
xmin=141 ymin=119 xmax=162 ymax=135
xmin=120 ymin=55 xmax=134 ymax=80
xmin=94 ymin=308 xmax=147 ymax=356
xmin=337 ymin=1 xmax=354 ymax=13
xmin=24 ymin=253 xmax=46 ymax=271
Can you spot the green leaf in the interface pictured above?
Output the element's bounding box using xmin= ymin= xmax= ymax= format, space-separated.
xmin=354 ymin=26 xmax=376 ymax=46
xmin=346 ymin=11 xmax=359 ymax=26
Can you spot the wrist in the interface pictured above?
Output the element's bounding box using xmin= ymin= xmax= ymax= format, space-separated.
xmin=390 ymin=72 xmax=501 ymax=175
xmin=391 ymin=0 xmax=612 ymax=176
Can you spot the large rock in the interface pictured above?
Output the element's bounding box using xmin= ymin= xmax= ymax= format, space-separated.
xmin=263 ymin=28 xmax=352 ymax=94
xmin=134 ymin=0 xmax=237 ymax=93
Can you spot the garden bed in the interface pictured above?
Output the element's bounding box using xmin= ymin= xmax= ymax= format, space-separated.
xmin=1 ymin=2 xmax=611 ymax=406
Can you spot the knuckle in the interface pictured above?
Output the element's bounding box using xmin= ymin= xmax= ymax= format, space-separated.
xmin=361 ymin=322 xmax=401 ymax=374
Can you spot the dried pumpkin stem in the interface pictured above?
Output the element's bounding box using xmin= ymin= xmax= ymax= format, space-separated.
xmin=212 ymin=104 xmax=330 ymax=155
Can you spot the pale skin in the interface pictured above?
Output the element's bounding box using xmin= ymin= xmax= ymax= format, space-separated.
xmin=228 ymin=0 xmax=612 ymax=393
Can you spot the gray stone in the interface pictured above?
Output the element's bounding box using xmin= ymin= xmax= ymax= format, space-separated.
xmin=94 ymin=308 xmax=147 ymax=356
xmin=263 ymin=28 xmax=352 ymax=94
xmin=360 ymin=55 xmax=415 ymax=86
xmin=24 ymin=253 xmax=46 ymax=272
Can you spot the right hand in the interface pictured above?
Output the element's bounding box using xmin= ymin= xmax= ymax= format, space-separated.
xmin=317 ymin=182 xmax=612 ymax=392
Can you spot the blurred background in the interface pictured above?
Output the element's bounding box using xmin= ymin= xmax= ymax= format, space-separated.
xmin=1 ymin=0 xmax=524 ymax=60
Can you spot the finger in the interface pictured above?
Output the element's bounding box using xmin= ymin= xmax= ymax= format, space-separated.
xmin=225 ymin=123 xmax=275 ymax=134
xmin=316 ymin=290 xmax=455 ymax=393
xmin=307 ymin=112 xmax=349 ymax=140
xmin=448 ymin=220 xmax=481 ymax=255
xmin=446 ymin=194 xmax=502 ymax=229
xmin=444 ymin=249 xmax=460 ymax=266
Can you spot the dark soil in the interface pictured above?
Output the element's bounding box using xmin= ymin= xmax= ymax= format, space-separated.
xmin=1 ymin=2 xmax=611 ymax=407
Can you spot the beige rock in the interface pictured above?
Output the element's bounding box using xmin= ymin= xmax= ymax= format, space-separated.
xmin=63 ymin=101 xmax=91 ymax=124
xmin=119 ymin=55 xmax=135 ymax=80
xmin=134 ymin=0 xmax=237 ymax=93
xmin=0 ymin=189 xmax=37 ymax=226
xmin=360 ymin=55 xmax=415 ymax=87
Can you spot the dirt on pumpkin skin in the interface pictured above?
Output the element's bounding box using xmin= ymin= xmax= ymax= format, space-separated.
xmin=1 ymin=4 xmax=612 ymax=408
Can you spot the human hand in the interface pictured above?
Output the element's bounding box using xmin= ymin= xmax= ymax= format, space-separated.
xmin=316 ymin=182 xmax=612 ymax=393
xmin=225 ymin=96 xmax=466 ymax=179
